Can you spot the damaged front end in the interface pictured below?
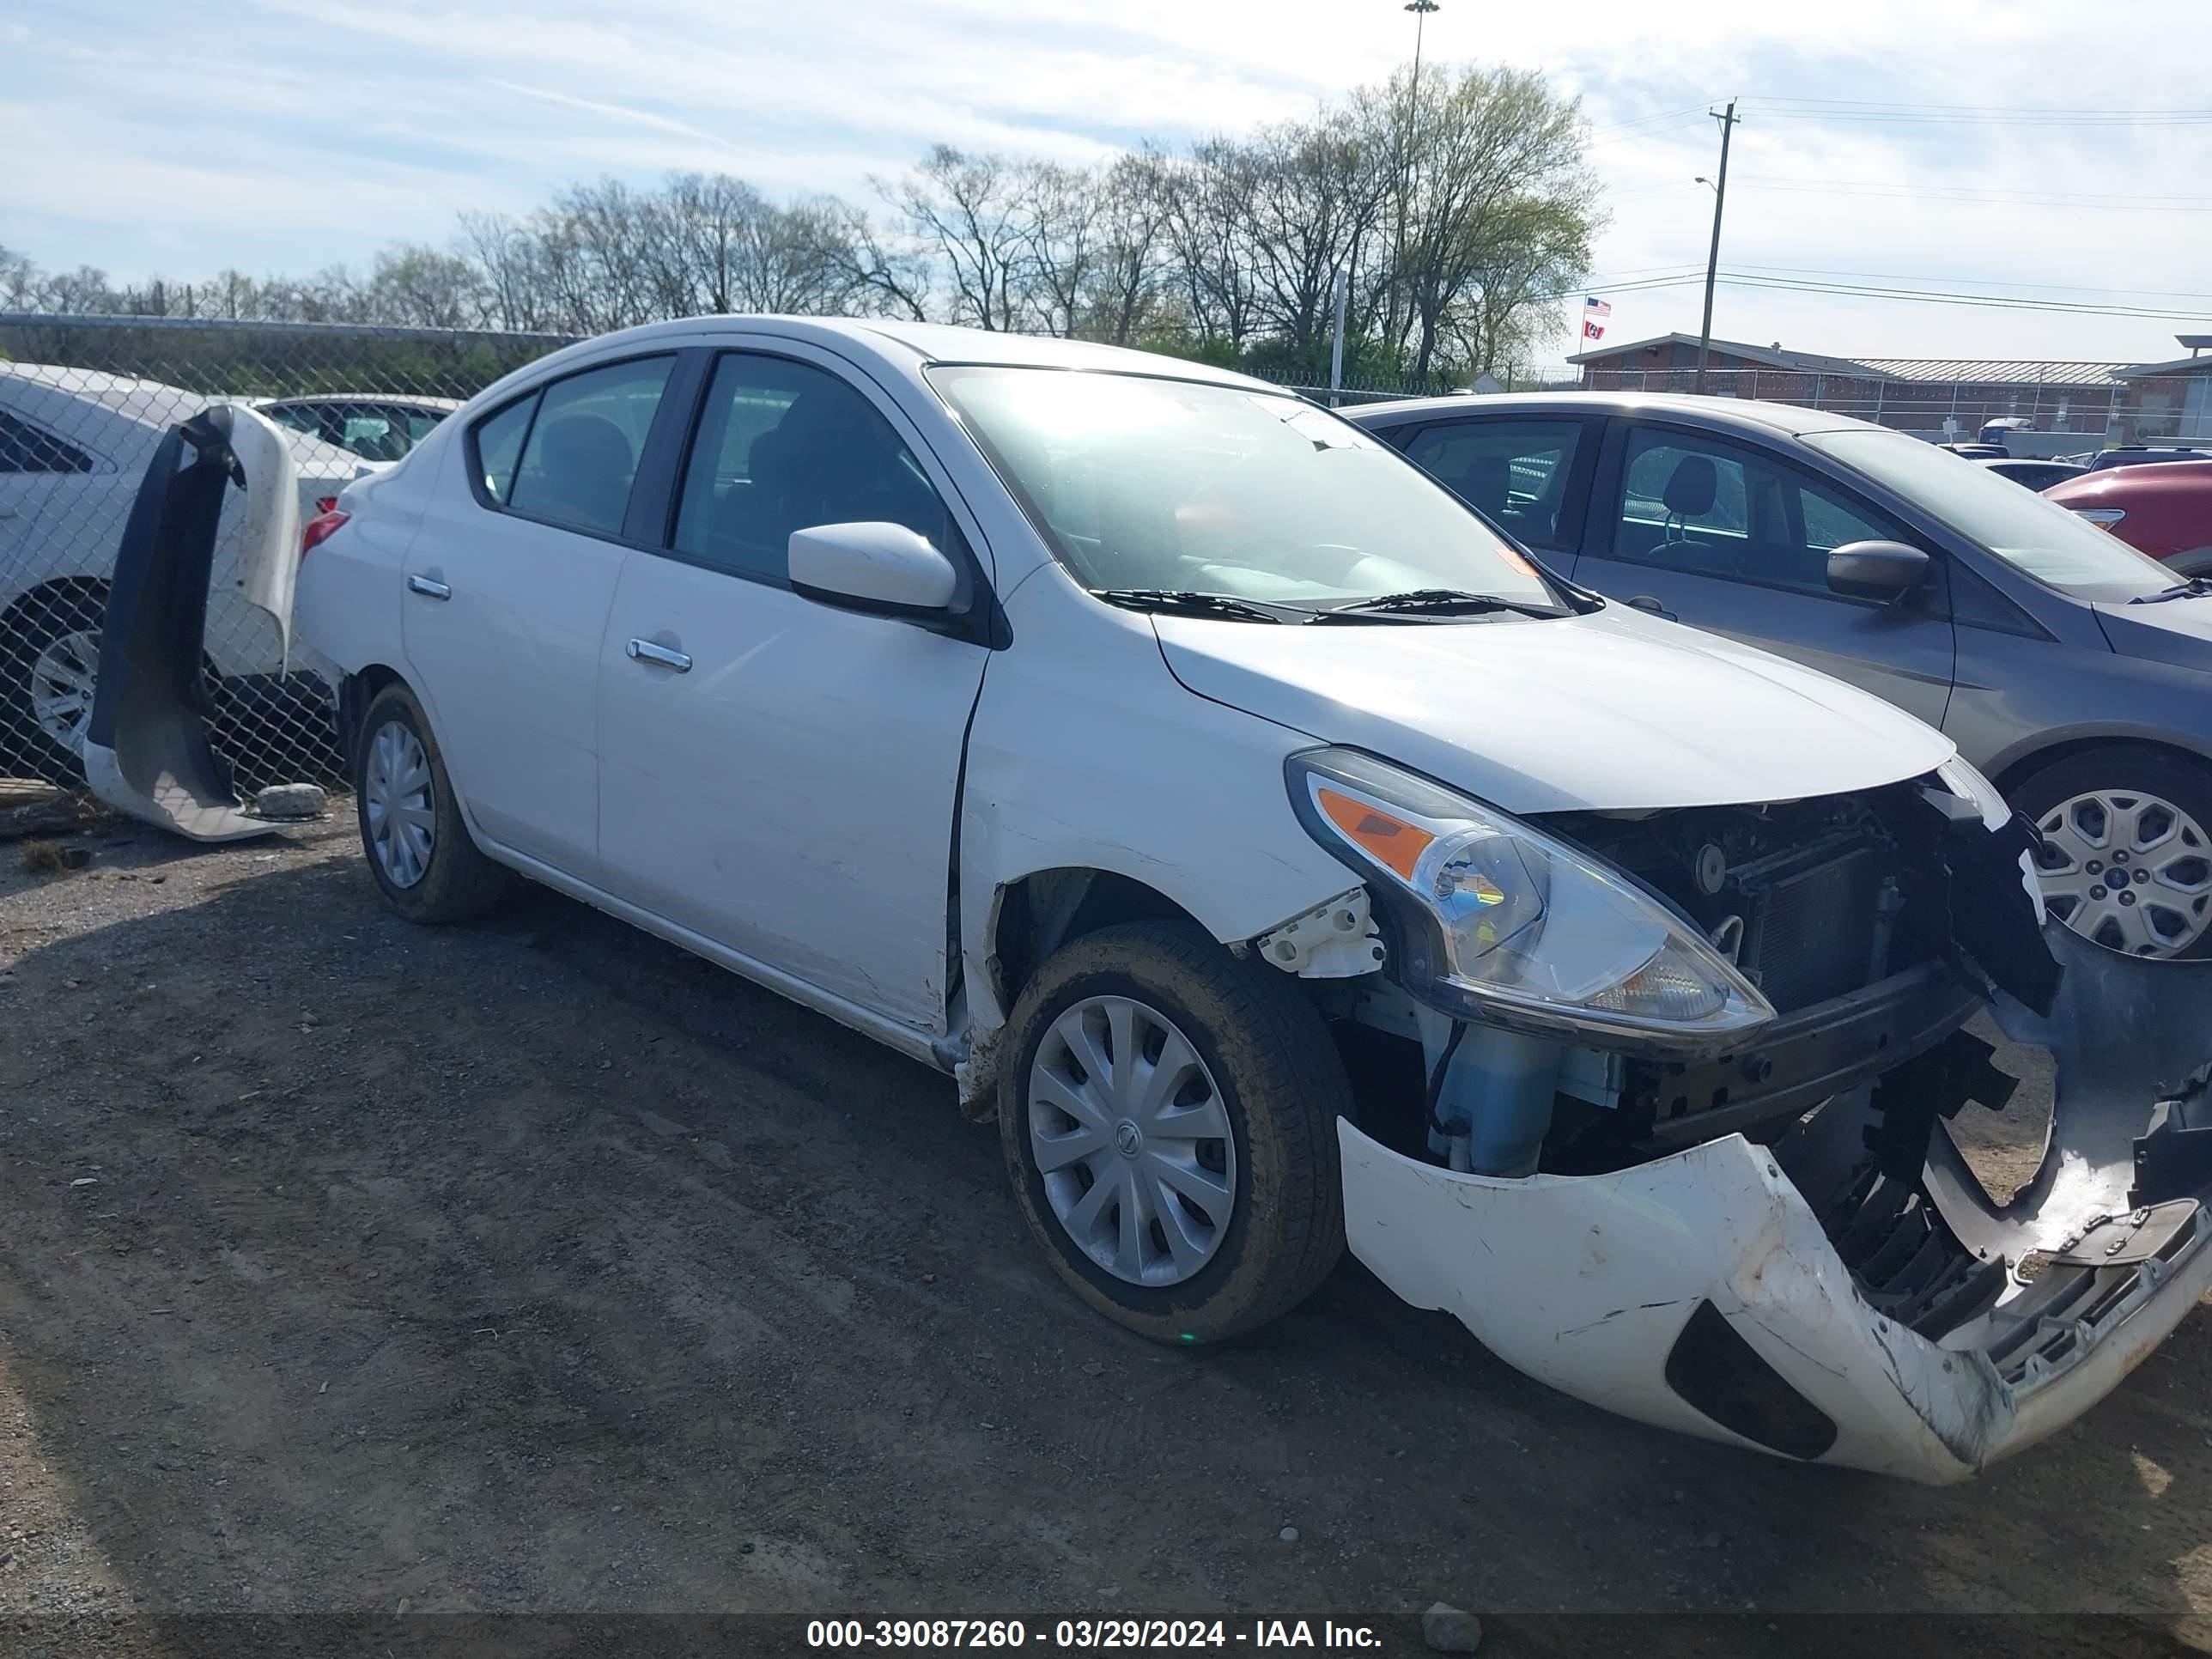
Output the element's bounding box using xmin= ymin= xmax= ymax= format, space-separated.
xmin=1277 ymin=749 xmax=2212 ymax=1481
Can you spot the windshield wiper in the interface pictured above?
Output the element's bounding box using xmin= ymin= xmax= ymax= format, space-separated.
xmin=1092 ymin=587 xmax=1313 ymax=623
xmin=1313 ymin=587 xmax=1560 ymax=621
xmin=2130 ymin=577 xmax=2212 ymax=605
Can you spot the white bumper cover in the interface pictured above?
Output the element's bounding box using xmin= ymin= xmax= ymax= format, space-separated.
xmin=1340 ymin=926 xmax=2212 ymax=1484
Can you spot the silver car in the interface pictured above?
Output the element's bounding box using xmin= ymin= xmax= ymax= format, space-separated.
xmin=1347 ymin=392 xmax=2212 ymax=957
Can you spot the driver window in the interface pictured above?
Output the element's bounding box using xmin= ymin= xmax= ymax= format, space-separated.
xmin=1612 ymin=428 xmax=1888 ymax=597
xmin=673 ymin=352 xmax=954 ymax=584
xmin=1401 ymin=419 xmax=1583 ymax=550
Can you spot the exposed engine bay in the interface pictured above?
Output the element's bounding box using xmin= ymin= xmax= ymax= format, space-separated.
xmin=1306 ymin=772 xmax=2054 ymax=1182
xmin=1281 ymin=773 xmax=2212 ymax=1480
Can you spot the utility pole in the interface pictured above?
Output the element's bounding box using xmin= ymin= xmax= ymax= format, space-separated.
xmin=1695 ymin=99 xmax=1739 ymax=395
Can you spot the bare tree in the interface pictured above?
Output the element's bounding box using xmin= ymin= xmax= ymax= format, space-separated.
xmin=881 ymin=146 xmax=1036 ymax=331
xmin=1376 ymin=65 xmax=1589 ymax=379
xmin=1158 ymin=141 xmax=1261 ymax=352
xmin=1081 ymin=152 xmax=1173 ymax=345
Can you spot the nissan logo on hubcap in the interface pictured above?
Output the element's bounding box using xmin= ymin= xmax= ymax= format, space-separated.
xmin=1115 ymin=1120 xmax=1145 ymax=1158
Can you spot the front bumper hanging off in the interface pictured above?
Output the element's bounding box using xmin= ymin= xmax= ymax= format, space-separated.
xmin=1339 ymin=924 xmax=2212 ymax=1484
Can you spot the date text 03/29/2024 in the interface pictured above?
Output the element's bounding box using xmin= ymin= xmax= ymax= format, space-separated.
xmin=804 ymin=1620 xmax=1384 ymax=1649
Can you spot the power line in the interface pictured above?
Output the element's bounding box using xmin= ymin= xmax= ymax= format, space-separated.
xmin=1749 ymin=95 xmax=2212 ymax=116
xmin=1742 ymin=98 xmax=2212 ymax=127
xmin=1726 ymin=263 xmax=2212 ymax=303
xmin=1733 ymin=174 xmax=2212 ymax=205
xmin=1711 ymin=271 xmax=2212 ymax=321
xmin=1729 ymin=177 xmax=2212 ymax=211
xmin=1583 ymin=105 xmax=1712 ymax=142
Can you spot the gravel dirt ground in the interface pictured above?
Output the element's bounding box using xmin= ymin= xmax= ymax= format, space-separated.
xmin=1 ymin=815 xmax=2208 ymax=1656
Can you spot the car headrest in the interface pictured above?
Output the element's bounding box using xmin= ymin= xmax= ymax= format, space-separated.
xmin=1458 ymin=453 xmax=1510 ymax=515
xmin=1662 ymin=454 xmax=1717 ymax=518
xmin=538 ymin=413 xmax=634 ymax=485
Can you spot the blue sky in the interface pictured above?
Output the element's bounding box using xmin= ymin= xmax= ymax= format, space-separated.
xmin=5 ymin=0 xmax=2208 ymax=366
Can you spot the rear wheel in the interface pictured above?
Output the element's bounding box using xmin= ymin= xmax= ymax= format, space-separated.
xmin=353 ymin=682 xmax=510 ymax=923
xmin=998 ymin=920 xmax=1349 ymax=1342
xmin=2014 ymin=747 xmax=2212 ymax=958
xmin=2 ymin=586 xmax=107 ymax=785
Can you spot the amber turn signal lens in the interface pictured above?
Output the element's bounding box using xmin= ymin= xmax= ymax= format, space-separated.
xmin=1316 ymin=787 xmax=1433 ymax=880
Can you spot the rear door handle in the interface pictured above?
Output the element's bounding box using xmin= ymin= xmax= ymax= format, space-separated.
xmin=626 ymin=638 xmax=692 ymax=672
xmin=1626 ymin=594 xmax=1675 ymax=621
xmin=407 ymin=574 xmax=451 ymax=600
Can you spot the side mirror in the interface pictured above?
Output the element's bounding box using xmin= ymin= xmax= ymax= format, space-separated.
xmin=1827 ymin=539 xmax=1931 ymax=604
xmin=788 ymin=521 xmax=958 ymax=615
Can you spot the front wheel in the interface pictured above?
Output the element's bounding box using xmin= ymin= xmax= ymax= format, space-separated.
xmin=998 ymin=919 xmax=1351 ymax=1342
xmin=353 ymin=682 xmax=511 ymax=923
xmin=2014 ymin=746 xmax=2212 ymax=958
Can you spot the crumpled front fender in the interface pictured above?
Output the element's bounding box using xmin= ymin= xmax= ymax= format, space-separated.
xmin=1340 ymin=925 xmax=2212 ymax=1483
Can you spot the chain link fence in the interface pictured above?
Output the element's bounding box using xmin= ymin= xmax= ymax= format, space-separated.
xmin=0 ymin=313 xmax=574 ymax=793
xmin=1576 ymin=365 xmax=2131 ymax=452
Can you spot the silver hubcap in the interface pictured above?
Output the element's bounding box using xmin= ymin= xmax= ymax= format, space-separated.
xmin=2035 ymin=788 xmax=2211 ymax=957
xmin=363 ymin=720 xmax=435 ymax=889
xmin=29 ymin=629 xmax=100 ymax=755
xmin=1028 ymin=995 xmax=1237 ymax=1287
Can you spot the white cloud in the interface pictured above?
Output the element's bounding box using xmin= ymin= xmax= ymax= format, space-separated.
xmin=6 ymin=0 xmax=2208 ymax=362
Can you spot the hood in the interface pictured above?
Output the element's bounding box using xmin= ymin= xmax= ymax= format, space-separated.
xmin=1152 ymin=603 xmax=1954 ymax=814
xmin=2095 ymin=595 xmax=2212 ymax=672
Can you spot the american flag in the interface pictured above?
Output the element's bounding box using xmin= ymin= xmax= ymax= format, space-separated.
xmin=1583 ymin=295 xmax=1612 ymax=341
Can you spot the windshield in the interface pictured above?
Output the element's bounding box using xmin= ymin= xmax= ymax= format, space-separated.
xmin=1805 ymin=428 xmax=2177 ymax=599
xmin=929 ymin=366 xmax=1561 ymax=612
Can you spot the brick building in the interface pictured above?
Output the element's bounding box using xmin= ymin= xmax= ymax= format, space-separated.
xmin=1566 ymin=331 xmax=2185 ymax=441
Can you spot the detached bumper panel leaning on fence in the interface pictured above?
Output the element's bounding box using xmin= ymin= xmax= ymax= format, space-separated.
xmin=83 ymin=405 xmax=299 ymax=841
xmin=1 ymin=312 xmax=576 ymax=796
xmin=1340 ymin=922 xmax=2212 ymax=1483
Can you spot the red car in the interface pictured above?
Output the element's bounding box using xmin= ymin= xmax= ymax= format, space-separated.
xmin=2044 ymin=460 xmax=2212 ymax=575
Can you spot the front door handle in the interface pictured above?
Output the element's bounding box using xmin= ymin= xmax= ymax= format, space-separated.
xmin=1626 ymin=594 xmax=1675 ymax=621
xmin=407 ymin=574 xmax=451 ymax=600
xmin=627 ymin=638 xmax=692 ymax=672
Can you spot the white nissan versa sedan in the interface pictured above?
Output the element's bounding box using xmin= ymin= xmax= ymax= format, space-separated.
xmin=290 ymin=317 xmax=2212 ymax=1483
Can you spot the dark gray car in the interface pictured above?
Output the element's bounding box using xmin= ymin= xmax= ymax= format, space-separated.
xmin=1346 ymin=392 xmax=2212 ymax=958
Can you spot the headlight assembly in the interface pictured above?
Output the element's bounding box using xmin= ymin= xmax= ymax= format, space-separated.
xmin=1286 ymin=748 xmax=1776 ymax=1054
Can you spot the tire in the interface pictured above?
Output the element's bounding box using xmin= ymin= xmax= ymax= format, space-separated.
xmin=2 ymin=585 xmax=107 ymax=786
xmin=997 ymin=918 xmax=1350 ymax=1343
xmin=2012 ymin=745 xmax=2212 ymax=959
xmin=352 ymin=681 xmax=511 ymax=924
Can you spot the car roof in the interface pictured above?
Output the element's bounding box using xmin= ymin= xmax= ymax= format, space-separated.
xmin=256 ymin=393 xmax=465 ymax=413
xmin=1341 ymin=389 xmax=1884 ymax=439
xmin=0 ymin=362 xmax=204 ymax=427
xmin=2051 ymin=459 xmax=2212 ymax=492
xmin=521 ymin=314 xmax=1284 ymax=396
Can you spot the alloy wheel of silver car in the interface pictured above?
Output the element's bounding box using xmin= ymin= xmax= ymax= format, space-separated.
xmin=28 ymin=629 xmax=100 ymax=757
xmin=2034 ymin=787 xmax=2212 ymax=957
xmin=363 ymin=719 xmax=437 ymax=890
xmin=1027 ymin=994 xmax=1238 ymax=1288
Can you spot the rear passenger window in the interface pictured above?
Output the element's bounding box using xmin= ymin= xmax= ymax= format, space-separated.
xmin=505 ymin=356 xmax=675 ymax=537
xmin=1401 ymin=420 xmax=1583 ymax=549
xmin=471 ymin=394 xmax=537 ymax=504
xmin=672 ymin=352 xmax=953 ymax=583
xmin=0 ymin=410 xmax=96 ymax=475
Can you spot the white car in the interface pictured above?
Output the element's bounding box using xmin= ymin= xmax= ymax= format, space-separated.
xmin=294 ymin=317 xmax=2212 ymax=1484
xmin=252 ymin=394 xmax=462 ymax=463
xmin=0 ymin=363 xmax=376 ymax=779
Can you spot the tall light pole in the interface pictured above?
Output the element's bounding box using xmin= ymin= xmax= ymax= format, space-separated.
xmin=1406 ymin=0 xmax=1437 ymax=85
xmin=1391 ymin=0 xmax=1439 ymax=370
xmin=1694 ymin=99 xmax=1739 ymax=394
